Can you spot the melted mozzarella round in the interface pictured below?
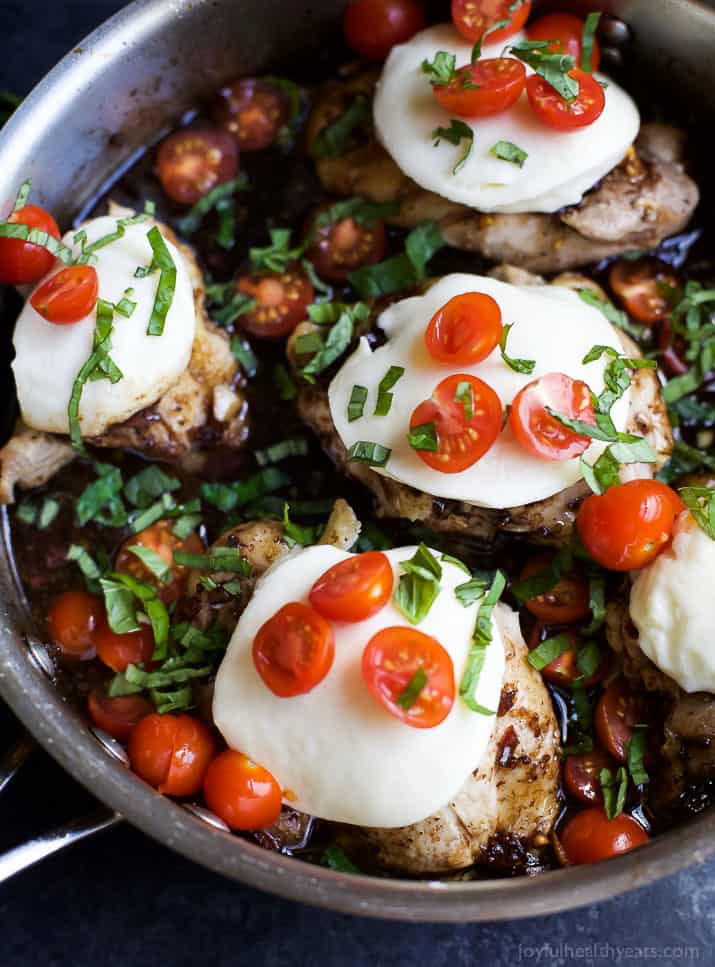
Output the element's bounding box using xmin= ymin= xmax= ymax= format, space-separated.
xmin=329 ymin=273 xmax=631 ymax=510
xmin=12 ymin=214 xmax=196 ymax=437
xmin=374 ymin=24 xmax=640 ymax=214
xmin=630 ymin=514 xmax=715 ymax=693
xmin=213 ymin=545 xmax=505 ymax=828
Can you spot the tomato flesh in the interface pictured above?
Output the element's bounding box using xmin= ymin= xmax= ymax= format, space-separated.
xmin=561 ymin=808 xmax=649 ymax=865
xmin=452 ymin=0 xmax=531 ymax=45
xmin=526 ymin=69 xmax=605 ymax=131
xmin=237 ymin=266 xmax=313 ymax=339
xmin=30 ymin=265 xmax=99 ymax=325
xmin=520 ymin=553 xmax=590 ymax=624
xmin=156 ymin=127 xmax=239 ymax=206
xmin=410 ymin=373 xmax=503 ymax=474
xmin=115 ymin=520 xmax=204 ymax=605
xmin=526 ymin=13 xmax=601 ymax=72
xmin=0 ymin=204 xmax=60 ymax=285
xmin=95 ymin=621 xmax=155 ymax=673
xmin=595 ymin=678 xmax=649 ymax=763
xmin=309 ymin=551 xmax=393 ymax=622
xmin=204 ymin=749 xmax=283 ymax=830
xmin=48 ymin=590 xmax=102 ymax=658
xmin=129 ymin=713 xmax=216 ymax=797
xmin=577 ymin=480 xmax=685 ymax=572
xmin=305 ymin=210 xmax=386 ymax=282
xmin=253 ymin=602 xmax=335 ymax=697
xmin=509 ymin=372 xmax=595 ymax=461
xmin=362 ymin=626 xmax=455 ymax=728
xmin=213 ymin=78 xmax=288 ymax=151
xmin=609 ymin=258 xmax=679 ymax=325
xmin=433 ymin=58 xmax=526 ymax=118
xmin=344 ymin=0 xmax=427 ymax=61
xmin=88 ymin=688 xmax=153 ymax=742
xmin=425 ymin=292 xmax=503 ymax=366
xmin=563 ymin=749 xmax=615 ymax=806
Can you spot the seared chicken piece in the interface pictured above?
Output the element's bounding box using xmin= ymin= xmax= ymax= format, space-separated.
xmin=308 ymin=72 xmax=699 ymax=273
xmin=0 ymin=423 xmax=75 ymax=504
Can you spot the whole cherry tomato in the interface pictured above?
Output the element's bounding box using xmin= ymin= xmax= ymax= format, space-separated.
xmin=253 ymin=602 xmax=335 ymax=697
xmin=526 ymin=69 xmax=605 ymax=131
xmin=433 ymin=58 xmax=526 ymax=118
xmin=115 ymin=520 xmax=204 ymax=606
xmin=509 ymin=372 xmax=596 ymax=461
xmin=344 ymin=0 xmax=426 ymax=61
xmin=425 ymin=292 xmax=503 ymax=365
xmin=236 ymin=266 xmax=313 ymax=339
xmin=88 ymin=688 xmax=153 ymax=743
xmin=95 ymin=621 xmax=155 ymax=673
xmin=129 ymin=713 xmax=216 ymax=797
xmin=48 ymin=590 xmax=103 ymax=658
xmin=560 ymin=808 xmax=649 ymax=865
xmin=30 ymin=265 xmax=99 ymax=324
xmin=203 ymin=749 xmax=283 ymax=830
xmin=309 ymin=551 xmax=393 ymax=622
xmin=0 ymin=204 xmax=60 ymax=285
xmin=156 ymin=128 xmax=238 ymax=206
xmin=451 ymin=0 xmax=531 ymax=46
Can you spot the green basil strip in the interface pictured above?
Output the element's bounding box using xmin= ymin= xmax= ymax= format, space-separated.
xmin=173 ymin=548 xmax=251 ymax=574
xmin=397 ymin=666 xmax=428 ymax=710
xmin=600 ymin=766 xmax=628 ymax=820
xmin=509 ymin=40 xmax=579 ymax=101
xmin=441 ymin=553 xmax=471 ymax=576
xmin=393 ymin=544 xmax=442 ymax=625
xmin=38 ymin=498 xmax=60 ymax=529
xmin=583 ymin=573 xmax=606 ymax=635
xmin=455 ymin=577 xmax=488 ymax=608
xmin=581 ymin=12 xmax=602 ymax=72
xmin=407 ymin=422 xmax=438 ymax=452
xmin=230 ymin=337 xmax=258 ymax=377
xmin=127 ymin=545 xmax=174 ymax=585
xmin=527 ymin=633 xmax=574 ymax=671
xmin=375 ymin=365 xmax=404 ymax=416
xmin=347 ymin=441 xmax=391 ymax=467
xmin=124 ymin=465 xmax=181 ymax=508
xmin=255 ymin=437 xmax=309 ymax=467
xmin=176 ymin=174 xmax=249 ymax=237
xmin=578 ymin=288 xmax=645 ymax=340
xmin=0 ymin=221 xmax=74 ymax=263
xmin=249 ymin=227 xmax=303 ymax=274
xmin=200 ymin=468 xmax=289 ymax=512
xmin=576 ymin=640 xmax=601 ymax=679
xmin=348 ymin=384 xmax=368 ymax=422
xmin=511 ymin=547 xmax=573 ymax=604
xmin=678 ymin=486 xmax=715 ymax=540
xmin=320 ymin=846 xmax=362 ymax=873
xmin=283 ymin=502 xmax=319 ymax=548
xmin=67 ymin=299 xmax=123 ymax=452
xmin=349 ymin=222 xmax=444 ymax=299
xmin=77 ymin=211 xmax=149 ymax=263
xmin=67 ymin=544 xmax=102 ymax=581
xmin=454 ymin=380 xmax=474 ymax=420
xmin=145 ymin=226 xmax=177 ymax=336
xmin=432 ymin=120 xmax=474 ymax=175
xmin=309 ymin=96 xmax=369 ymax=160
xmin=421 ymin=50 xmax=458 ymax=86
xmin=459 ymin=570 xmax=505 ymax=714
xmin=490 ymin=140 xmax=528 ymax=167
xmin=100 ymin=577 xmax=141 ymax=636
xmin=108 ymin=572 xmax=170 ymax=660
xmin=626 ymin=727 xmax=650 ymax=786
xmin=499 ymin=323 xmax=535 ymax=374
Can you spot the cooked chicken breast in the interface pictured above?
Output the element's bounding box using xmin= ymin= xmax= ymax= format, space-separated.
xmin=308 ymin=72 xmax=699 ymax=273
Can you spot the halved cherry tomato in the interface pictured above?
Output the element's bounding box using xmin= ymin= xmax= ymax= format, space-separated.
xmin=203 ymin=749 xmax=282 ymax=830
xmin=30 ymin=265 xmax=98 ymax=325
xmin=410 ymin=373 xmax=503 ymax=474
xmin=304 ymin=210 xmax=386 ymax=282
xmin=577 ymin=480 xmax=685 ymax=572
xmin=563 ymin=749 xmax=615 ymax=806
xmin=526 ymin=69 xmax=605 ymax=131
xmin=527 ymin=624 xmax=608 ymax=687
xmin=156 ymin=127 xmax=239 ymax=206
xmin=344 ymin=0 xmax=426 ymax=61
xmin=129 ymin=713 xmax=216 ymax=797
xmin=48 ymin=590 xmax=102 ymax=658
xmin=509 ymin=372 xmax=595 ymax=461
xmin=309 ymin=551 xmax=393 ymax=622
xmin=0 ymin=204 xmax=60 ymax=285
xmin=433 ymin=58 xmax=526 ymax=118
xmin=95 ymin=621 xmax=155 ymax=673
xmin=362 ymin=626 xmax=455 ymax=728
xmin=520 ymin=552 xmax=590 ymax=624
xmin=253 ymin=602 xmax=335 ymax=697
xmin=237 ymin=265 xmax=313 ymax=340
xmin=115 ymin=520 xmax=204 ymax=605
xmin=560 ymin=808 xmax=649 ymax=865
xmin=609 ymin=258 xmax=679 ymax=325
xmin=595 ymin=678 xmax=648 ymax=763
xmin=452 ymin=0 xmax=531 ymax=45
xmin=88 ymin=688 xmax=153 ymax=743
xmin=658 ymin=318 xmax=690 ymax=378
xmin=425 ymin=293 xmax=502 ymax=366
xmin=212 ymin=78 xmax=288 ymax=151
xmin=527 ymin=13 xmax=601 ymax=72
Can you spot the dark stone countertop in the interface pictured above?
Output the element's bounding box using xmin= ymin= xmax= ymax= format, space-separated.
xmin=0 ymin=2 xmax=713 ymax=963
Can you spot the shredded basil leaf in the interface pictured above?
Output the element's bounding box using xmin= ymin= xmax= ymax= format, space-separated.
xmin=310 ymin=96 xmax=369 ymax=160
xmin=230 ymin=337 xmax=258 ymax=377
xmin=600 ymin=766 xmax=629 ymax=820
xmin=460 ymin=570 xmax=505 ymax=714
xmin=349 ymin=222 xmax=444 ymax=299
xmin=67 ymin=544 xmax=103 ymax=583
xmin=127 ymin=545 xmax=174 ymax=585
xmin=348 ymin=384 xmax=368 ymax=422
xmin=124 ymin=466 xmax=181 ymax=509
xmin=453 ymin=380 xmax=474 ymax=420
xmin=200 ymin=468 xmax=289 ymax=512
xmin=499 ymin=323 xmax=535 ymax=374
xmin=490 ymin=140 xmax=528 ymax=167
xmin=255 ymin=437 xmax=309 ymax=467
xmin=576 ymin=640 xmax=602 ymax=680
xmin=347 ymin=441 xmax=391 ymax=467
xmin=441 ymin=553 xmax=471 ymax=576
xmin=250 ymin=227 xmax=303 ymax=274
xmin=309 ymin=197 xmax=399 ymax=243
xmin=128 ymin=495 xmax=200 ymax=535
xmin=396 ymin=666 xmax=428 ymax=710
xmin=512 ymin=547 xmax=573 ymax=604
xmin=527 ymin=633 xmax=574 ymax=671
xmin=144 ymin=226 xmax=177 ymax=336
xmin=393 ymin=544 xmax=442 ymax=625
xmin=282 ymin=502 xmax=320 ymax=548
xmin=455 ymin=577 xmax=488 ymax=608
xmin=421 ymin=50 xmax=458 ymax=86
xmin=173 ymin=548 xmax=251 ymax=574
xmin=171 ymin=514 xmax=203 ymax=540
xmin=76 ymin=462 xmax=128 ymax=527
xmin=0 ymin=220 xmax=74 ymax=263
xmin=15 ymin=501 xmax=37 ymax=526
xmin=679 ymin=486 xmax=715 ymax=540
xmin=175 ymin=174 xmax=249 ymax=240
xmin=581 ymin=12 xmax=602 ymax=73
xmin=407 ymin=422 xmax=439 ymax=452
xmin=627 ymin=727 xmax=650 ymax=786
xmin=583 ymin=573 xmax=606 ymax=635
xmin=578 ymin=288 xmax=646 ymax=341
xmin=509 ymin=40 xmax=579 ymax=101
xmin=375 ymin=365 xmax=404 ymax=416
xmin=301 ymin=303 xmax=369 ymax=380
xmin=101 ymin=572 xmax=170 ymax=660
xmin=320 ymin=846 xmax=361 ymax=873
xmin=432 ymin=119 xmax=474 ymax=175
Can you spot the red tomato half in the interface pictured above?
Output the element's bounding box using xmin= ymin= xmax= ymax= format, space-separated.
xmin=115 ymin=520 xmax=204 ymax=606
xmin=526 ymin=13 xmax=601 ymax=72
xmin=526 ymin=69 xmax=605 ymax=131
xmin=595 ymin=679 xmax=649 ymax=763
xmin=204 ymin=750 xmax=282 ymax=830
xmin=561 ymin=808 xmax=649 ymax=865
xmin=309 ymin=551 xmax=393 ymax=622
xmin=305 ymin=210 xmax=386 ymax=282
xmin=156 ymin=127 xmax=239 ymax=206
xmin=410 ymin=373 xmax=503 ymax=474
xmin=563 ymin=749 xmax=615 ymax=806
xmin=48 ymin=590 xmax=102 ymax=658
xmin=30 ymin=265 xmax=98 ymax=325
xmin=520 ymin=553 xmax=590 ymax=624
xmin=237 ymin=266 xmax=313 ymax=340
xmin=129 ymin=713 xmax=216 ymax=797
xmin=433 ymin=58 xmax=526 ymax=118
xmin=527 ymin=624 xmax=608 ymax=688
xmin=253 ymin=602 xmax=335 ymax=697
xmin=508 ymin=372 xmax=595 ymax=461
xmin=425 ymin=292 xmax=503 ymax=366
xmin=577 ymin=480 xmax=684 ymax=572
xmin=452 ymin=0 xmax=531 ymax=45
xmin=212 ymin=78 xmax=289 ymax=151
xmin=88 ymin=688 xmax=153 ymax=743
xmin=609 ymin=258 xmax=679 ymax=325
xmin=344 ymin=0 xmax=426 ymax=61
xmin=95 ymin=621 xmax=155 ymax=673
xmin=0 ymin=204 xmax=60 ymax=285
xmin=362 ymin=626 xmax=455 ymax=728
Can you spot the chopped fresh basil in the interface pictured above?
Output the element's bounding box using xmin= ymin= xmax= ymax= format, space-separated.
xmin=397 ymin=666 xmax=428 ymax=710
xmin=142 ymin=227 xmax=176 ymax=336
xmin=578 ymin=289 xmax=645 ymax=341
xmin=576 ymin=640 xmax=601 ymax=680
xmin=273 ymin=362 xmax=297 ymax=401
xmin=171 ymin=514 xmax=203 ymax=541
xmin=580 ymin=436 xmax=657 ymax=496
xmin=509 ymin=39 xmax=579 ymax=101
xmin=348 ymin=384 xmax=368 ymax=422
xmin=76 ymin=462 xmax=128 ymax=528
xmin=583 ymin=573 xmax=606 ymax=635
xmin=581 ymin=12 xmax=602 ymax=72
xmin=320 ymin=846 xmax=361 ymax=873
xmin=441 ymin=552 xmax=471 ymax=576
xmin=101 ymin=572 xmax=170 ymax=660
xmin=230 ymin=337 xmax=258 ymax=377
xmin=36 ymin=497 xmax=59 ymax=529
xmin=206 ymin=281 xmax=257 ymax=327
xmin=512 ymin=547 xmax=573 ymax=604
xmin=308 ymin=197 xmax=400 ymax=244
xmin=679 ymin=486 xmax=715 ymax=540
xmin=128 ymin=495 xmax=200 ymax=535
xmin=421 ymin=51 xmax=458 ymax=86
xmin=127 ymin=545 xmax=174 ymax=585
xmin=393 ymin=544 xmax=442 ymax=625
xmin=295 ymin=331 xmax=324 ymax=355
xmin=301 ymin=303 xmax=368 ymax=380
xmin=76 ymin=211 xmax=150 ymax=264
xmin=255 ymin=437 xmax=309 ymax=467
xmin=407 ymin=422 xmax=438 ymax=452
xmin=110 ymin=661 xmax=212 ymax=697
xmin=375 ymin=366 xmax=404 ymax=416
xmin=250 ymin=227 xmax=303 ymax=274
xmin=499 ymin=323 xmax=535 ymax=374
xmin=460 ymin=570 xmax=505 ymax=714
xmin=175 ymin=174 xmax=249 ymax=241
xmin=0 ymin=220 xmax=74 ymax=263
xmin=173 ymin=547 xmax=251 ymax=574
xmin=490 ymin=140 xmax=528 ymax=167
xmin=349 ymin=222 xmax=444 ymax=299
xmin=455 ymin=577 xmax=488 ymax=608
xmin=571 ymin=681 xmax=593 ymax=734
xmin=626 ymin=727 xmax=650 ymax=786
xmin=600 ymin=766 xmax=629 ymax=820
xmin=67 ymin=544 xmax=103 ymax=582
xmin=200 ymin=468 xmax=289 ymax=512
xmin=68 ymin=300 xmax=124 ymax=452
xmin=432 ymin=119 xmax=474 ymax=175
xmin=347 ymin=441 xmax=391 ymax=467
xmin=527 ymin=633 xmax=574 ymax=671
xmin=310 ymin=96 xmax=369 ymax=160
xmin=282 ymin=502 xmax=319 ymax=548
xmin=124 ymin=466 xmax=181 ymax=509
xmin=15 ymin=501 xmax=37 ymax=526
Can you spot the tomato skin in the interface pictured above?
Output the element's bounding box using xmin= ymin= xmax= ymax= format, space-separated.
xmin=561 ymin=808 xmax=649 ymax=865
xmin=129 ymin=713 xmax=216 ymax=797
xmin=595 ymin=679 xmax=648 ymax=763
xmin=88 ymin=688 xmax=153 ymax=743
xmin=563 ymin=749 xmax=615 ymax=806
xmin=48 ymin=590 xmax=103 ymax=658
xmin=526 ymin=69 xmax=605 ymax=131
xmin=520 ymin=553 xmax=590 ymax=624
xmin=115 ymin=520 xmax=204 ymax=606
xmin=0 ymin=205 xmax=61 ymax=285
xmin=156 ymin=127 xmax=239 ymax=206
xmin=305 ymin=210 xmax=386 ymax=283
xmin=452 ymin=0 xmax=531 ymax=45
xmin=237 ymin=266 xmax=313 ymax=339
xmin=609 ymin=258 xmax=679 ymax=325
xmin=362 ymin=626 xmax=455 ymax=728
xmin=309 ymin=551 xmax=393 ymax=622
xmin=425 ymin=292 xmax=503 ymax=365
xmin=410 ymin=373 xmax=503 ymax=474
xmin=95 ymin=621 xmax=155 ymax=673
xmin=433 ymin=58 xmax=526 ymax=118
xmin=212 ymin=78 xmax=288 ymax=151
xmin=509 ymin=372 xmax=595 ymax=462
xmin=30 ymin=265 xmax=99 ymax=325
xmin=253 ymin=602 xmax=335 ymax=698
xmin=526 ymin=13 xmax=601 ymax=72
xmin=344 ymin=0 xmax=426 ymax=61
xmin=577 ymin=480 xmax=685 ymax=572
xmin=203 ymin=750 xmax=282 ymax=830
